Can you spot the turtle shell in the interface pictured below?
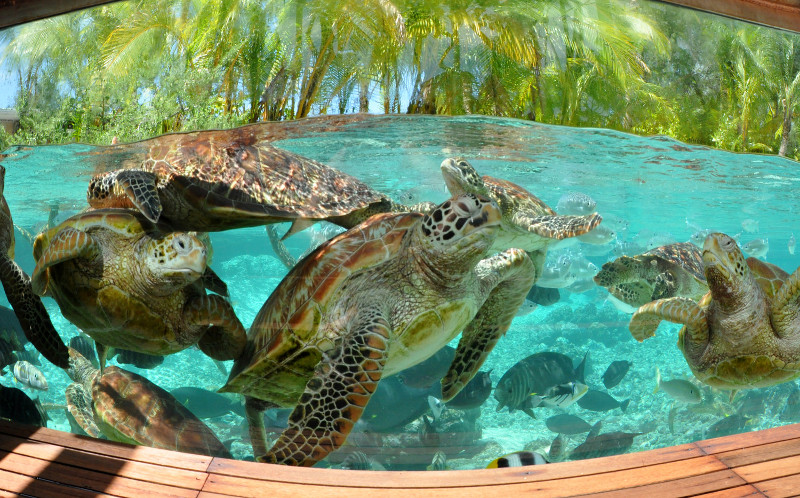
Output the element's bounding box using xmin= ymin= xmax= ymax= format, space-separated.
xmin=747 ymin=257 xmax=789 ymax=297
xmin=224 ymin=212 xmax=420 ymax=406
xmin=647 ymin=242 xmax=706 ymax=284
xmin=92 ymin=366 xmax=230 ymax=457
xmin=483 ymin=176 xmax=555 ymax=218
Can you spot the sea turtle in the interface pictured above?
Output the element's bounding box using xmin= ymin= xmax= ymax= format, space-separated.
xmin=85 ymin=128 xmax=433 ymax=237
xmin=439 ymin=158 xmax=602 ymax=280
xmin=594 ymin=242 xmax=708 ymax=308
xmin=629 ymin=232 xmax=800 ymax=389
xmin=30 ymin=208 xmax=246 ymax=369
xmin=0 ymin=165 xmax=70 ymax=369
xmin=220 ymin=194 xmax=536 ymax=466
xmin=64 ymin=348 xmax=231 ymax=457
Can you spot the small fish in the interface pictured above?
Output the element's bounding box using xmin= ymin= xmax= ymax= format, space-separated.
xmin=110 ymin=348 xmax=164 ymax=369
xmin=548 ymin=434 xmax=565 ymax=462
xmin=445 ymin=370 xmax=493 ymax=410
xmin=780 ymin=386 xmax=800 ymax=422
xmin=654 ymin=368 xmax=701 ymax=404
xmin=397 ymin=346 xmax=455 ymax=389
xmin=577 ymin=225 xmax=616 ymax=245
xmin=602 ymin=360 xmax=632 ymax=389
xmin=690 ymin=228 xmax=713 ymax=247
xmin=427 ymin=395 xmax=444 ymax=420
xmin=705 ymin=414 xmax=749 ymax=439
xmin=13 ymin=360 xmax=48 ymax=391
xmin=170 ymin=387 xmax=244 ymax=419
xmin=536 ymin=381 xmax=588 ymax=409
xmin=526 ymin=285 xmax=560 ymax=306
xmin=0 ymin=385 xmax=47 ymax=426
xmin=556 ymin=192 xmax=597 ymax=215
xmin=340 ymin=451 xmax=381 ymax=471
xmin=487 ymin=451 xmax=548 ymax=468
xmin=565 ymin=278 xmax=595 ymax=294
xmin=789 ymin=234 xmax=796 ymax=256
xmin=570 ymin=424 xmax=643 ymax=460
xmin=427 ymin=451 xmax=449 ymax=471
xmin=741 ymin=219 xmax=759 ymax=233
xmin=69 ymin=335 xmax=98 ymax=368
xmin=545 ymin=413 xmax=592 ymax=435
xmin=576 ymin=389 xmax=630 ymax=412
xmin=535 ymin=258 xmax=577 ymax=289
xmin=742 ymin=238 xmax=769 ymax=259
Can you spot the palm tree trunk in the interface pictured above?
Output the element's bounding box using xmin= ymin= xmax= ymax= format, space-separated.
xmin=780 ymin=96 xmax=792 ymax=157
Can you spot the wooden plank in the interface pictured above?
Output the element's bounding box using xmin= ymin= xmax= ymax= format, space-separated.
xmin=733 ymin=454 xmax=800 ymax=482
xmin=658 ymin=0 xmax=800 ymax=33
xmin=0 ymin=420 xmax=212 ymax=472
xmin=750 ymin=473 xmax=800 ymax=497
xmin=0 ymin=449 xmax=199 ymax=498
xmin=696 ymin=423 xmax=800 ymax=454
xmin=580 ymin=469 xmax=746 ymax=497
xmin=0 ymin=434 xmax=207 ymax=490
xmin=0 ymin=467 xmax=110 ymax=498
xmin=692 ymin=485 xmax=764 ymax=497
xmin=715 ymin=437 xmax=800 ymax=468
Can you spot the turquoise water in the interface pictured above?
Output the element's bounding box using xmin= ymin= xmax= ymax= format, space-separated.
xmin=1 ymin=114 xmax=798 ymax=470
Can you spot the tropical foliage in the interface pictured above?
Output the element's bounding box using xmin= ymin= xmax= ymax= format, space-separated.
xmin=1 ymin=0 xmax=800 ymax=159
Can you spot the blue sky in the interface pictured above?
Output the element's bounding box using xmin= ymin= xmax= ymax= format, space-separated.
xmin=0 ymin=40 xmax=15 ymax=108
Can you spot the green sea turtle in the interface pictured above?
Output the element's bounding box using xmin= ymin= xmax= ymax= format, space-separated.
xmin=594 ymin=242 xmax=708 ymax=308
xmin=0 ymin=165 xmax=70 ymax=369
xmin=629 ymin=232 xmax=800 ymax=389
xmin=439 ymin=158 xmax=602 ymax=280
xmin=31 ymin=208 xmax=246 ymax=369
xmin=220 ymin=194 xmax=536 ymax=466
xmin=64 ymin=348 xmax=231 ymax=457
xmin=86 ymin=128 xmax=432 ymax=237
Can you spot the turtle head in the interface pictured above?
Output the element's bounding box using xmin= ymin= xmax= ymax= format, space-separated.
xmin=440 ymin=158 xmax=489 ymax=197
xmin=418 ymin=194 xmax=500 ymax=261
xmin=702 ymin=232 xmax=752 ymax=306
xmin=141 ymin=232 xmax=206 ymax=293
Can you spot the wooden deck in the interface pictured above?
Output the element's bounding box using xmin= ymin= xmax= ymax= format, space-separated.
xmin=1 ymin=420 xmax=800 ymax=497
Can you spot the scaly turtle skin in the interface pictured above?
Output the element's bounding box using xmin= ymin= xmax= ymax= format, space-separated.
xmin=629 ymin=233 xmax=800 ymax=389
xmin=31 ymin=208 xmax=246 ymax=369
xmin=220 ymin=194 xmax=536 ymax=466
xmin=594 ymin=242 xmax=708 ymax=308
xmin=86 ymin=128 xmax=432 ymax=236
xmin=64 ymin=348 xmax=230 ymax=457
xmin=0 ymin=165 xmax=69 ymax=368
xmin=440 ymin=158 xmax=602 ymax=280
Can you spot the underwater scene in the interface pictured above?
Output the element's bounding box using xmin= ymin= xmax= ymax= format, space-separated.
xmin=0 ymin=113 xmax=799 ymax=471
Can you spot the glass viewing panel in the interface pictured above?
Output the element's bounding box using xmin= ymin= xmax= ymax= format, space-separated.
xmin=0 ymin=0 xmax=798 ymax=471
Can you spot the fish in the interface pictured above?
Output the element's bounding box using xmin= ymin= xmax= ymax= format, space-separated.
xmin=654 ymin=368 xmax=702 ymax=404
xmin=0 ymin=385 xmax=47 ymax=427
xmin=742 ymin=238 xmax=769 ymax=259
xmin=340 ymin=451 xmax=385 ymax=471
xmin=545 ymin=413 xmax=593 ymax=435
xmin=514 ymin=300 xmax=538 ymax=317
xmin=736 ymin=390 xmax=769 ymax=418
xmin=428 ymin=395 xmax=444 ymax=420
xmin=548 ymin=434 xmax=565 ymax=462
xmin=445 ymin=370 xmax=493 ymax=410
xmin=526 ymin=285 xmax=560 ymax=306
xmin=536 ymin=381 xmax=588 ymax=409
xmin=556 ymin=192 xmax=597 ymax=215
xmin=576 ymin=389 xmax=630 ymax=412
xmin=789 ymin=234 xmax=796 ymax=256
xmin=565 ymin=278 xmax=595 ymax=294
xmin=535 ymin=257 xmax=577 ymax=288
xmin=495 ymin=351 xmax=587 ymax=418
xmin=486 ymin=451 xmax=548 ymax=468
xmin=690 ymin=228 xmax=713 ymax=247
xmin=109 ymin=348 xmax=164 ymax=369
xmin=705 ymin=414 xmax=750 ymax=439
xmin=602 ymin=360 xmax=632 ymax=389
xmin=570 ymin=422 xmax=643 ymax=460
xmin=741 ymin=219 xmax=759 ymax=233
xmin=427 ymin=451 xmax=449 ymax=471
xmin=779 ymin=386 xmax=800 ymax=422
xmin=13 ymin=360 xmax=48 ymax=391
xmin=170 ymin=386 xmax=245 ymax=419
xmin=397 ymin=346 xmax=455 ymax=389
xmin=69 ymin=335 xmax=98 ymax=368
xmin=356 ymin=376 xmax=436 ymax=432
xmin=577 ymin=225 xmax=616 ymax=245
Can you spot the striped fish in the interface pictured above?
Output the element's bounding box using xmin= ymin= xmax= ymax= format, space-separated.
xmin=427 ymin=451 xmax=449 ymax=471
xmin=487 ymin=451 xmax=548 ymax=469
xmin=13 ymin=360 xmax=48 ymax=391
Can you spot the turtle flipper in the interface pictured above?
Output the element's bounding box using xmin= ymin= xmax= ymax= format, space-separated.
xmin=262 ymin=311 xmax=391 ymax=466
xmin=0 ymin=256 xmax=69 ymax=368
xmin=266 ymin=225 xmax=297 ymax=269
xmin=772 ymin=267 xmax=800 ymax=337
xmin=629 ymin=297 xmax=706 ymax=343
xmin=65 ymin=382 xmax=101 ymax=438
xmin=201 ymin=267 xmax=229 ymax=298
xmin=31 ymin=227 xmax=100 ymax=296
xmin=187 ymin=294 xmax=247 ymax=361
xmin=520 ymin=213 xmax=602 ymax=240
xmin=87 ymin=170 xmax=161 ymax=223
xmin=442 ymin=248 xmax=535 ymax=401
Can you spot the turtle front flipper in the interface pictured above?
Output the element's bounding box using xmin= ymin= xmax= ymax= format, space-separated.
xmin=262 ymin=311 xmax=391 ymax=466
xmin=31 ymin=227 xmax=100 ymax=296
xmin=0 ymin=256 xmax=70 ymax=369
xmin=266 ymin=225 xmax=297 ymax=269
xmin=772 ymin=267 xmax=800 ymax=337
xmin=201 ymin=267 xmax=229 ymax=298
xmin=87 ymin=170 xmax=162 ymax=223
xmin=442 ymin=248 xmax=535 ymax=401
xmin=521 ymin=213 xmax=603 ymax=240
xmin=186 ymin=294 xmax=247 ymax=361
xmin=65 ymin=382 xmax=101 ymax=438
xmin=629 ymin=297 xmax=706 ymax=343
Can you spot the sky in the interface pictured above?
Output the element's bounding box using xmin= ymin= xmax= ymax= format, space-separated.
xmin=0 ymin=40 xmax=15 ymax=108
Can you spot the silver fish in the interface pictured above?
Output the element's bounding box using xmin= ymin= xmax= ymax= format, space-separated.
xmin=742 ymin=238 xmax=769 ymax=259
xmin=13 ymin=360 xmax=48 ymax=391
xmin=690 ymin=228 xmax=713 ymax=247
xmin=741 ymin=219 xmax=759 ymax=233
xmin=789 ymin=234 xmax=796 ymax=256
xmin=427 ymin=395 xmax=444 ymax=420
xmin=654 ymin=368 xmax=701 ymax=404
xmin=556 ymin=192 xmax=597 ymax=215
xmin=577 ymin=225 xmax=616 ymax=245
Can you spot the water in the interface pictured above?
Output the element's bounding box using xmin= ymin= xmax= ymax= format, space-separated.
xmin=1 ymin=114 xmax=798 ymax=470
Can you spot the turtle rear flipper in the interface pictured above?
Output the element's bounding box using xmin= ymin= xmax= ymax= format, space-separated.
xmin=0 ymin=256 xmax=69 ymax=369
xmin=442 ymin=248 xmax=535 ymax=401
xmin=262 ymin=311 xmax=391 ymax=466
xmin=629 ymin=297 xmax=706 ymax=343
xmin=88 ymin=170 xmax=162 ymax=223
xmin=772 ymin=267 xmax=800 ymax=337
xmin=522 ymin=213 xmax=602 ymax=240
xmin=65 ymin=382 xmax=101 ymax=438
